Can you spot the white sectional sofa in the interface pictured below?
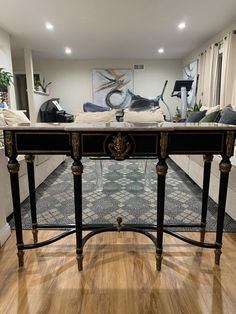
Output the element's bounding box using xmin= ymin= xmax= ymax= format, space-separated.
xmin=170 ymin=149 xmax=236 ymax=221
xmin=0 ymin=109 xmax=67 ymax=246
xmin=0 ymin=147 xmax=65 ymax=246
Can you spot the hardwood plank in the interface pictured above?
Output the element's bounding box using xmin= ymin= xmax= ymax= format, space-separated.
xmin=0 ymin=231 xmax=236 ymax=314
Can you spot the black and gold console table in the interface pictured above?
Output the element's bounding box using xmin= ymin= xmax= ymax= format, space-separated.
xmin=3 ymin=122 xmax=236 ymax=271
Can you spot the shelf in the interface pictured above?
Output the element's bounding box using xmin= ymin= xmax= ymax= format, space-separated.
xmin=34 ymin=90 xmax=49 ymax=96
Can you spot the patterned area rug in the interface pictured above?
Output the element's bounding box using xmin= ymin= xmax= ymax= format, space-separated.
xmin=10 ymin=157 xmax=236 ymax=231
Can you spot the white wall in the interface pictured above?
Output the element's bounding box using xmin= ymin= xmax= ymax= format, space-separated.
xmin=0 ymin=27 xmax=16 ymax=108
xmin=13 ymin=58 xmax=182 ymax=118
xmin=0 ymin=27 xmax=14 ymax=245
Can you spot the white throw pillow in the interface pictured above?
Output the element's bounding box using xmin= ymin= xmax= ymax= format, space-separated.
xmin=0 ymin=113 xmax=6 ymax=126
xmin=124 ymin=108 xmax=164 ymax=123
xmin=3 ymin=109 xmax=30 ymax=125
xmin=206 ymin=105 xmax=220 ymax=114
xmin=200 ymin=105 xmax=220 ymax=114
xmin=74 ymin=110 xmax=117 ymax=123
xmin=200 ymin=105 xmax=208 ymax=112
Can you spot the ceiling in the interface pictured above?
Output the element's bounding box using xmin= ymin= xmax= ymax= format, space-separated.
xmin=1 ymin=0 xmax=236 ymax=60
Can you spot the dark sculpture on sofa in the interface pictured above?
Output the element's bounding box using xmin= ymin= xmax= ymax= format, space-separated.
xmin=83 ymin=80 xmax=172 ymax=120
xmin=127 ymin=89 xmax=160 ymax=111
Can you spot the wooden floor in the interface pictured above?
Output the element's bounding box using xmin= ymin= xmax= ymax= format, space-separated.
xmin=1 ymin=231 xmax=236 ymax=314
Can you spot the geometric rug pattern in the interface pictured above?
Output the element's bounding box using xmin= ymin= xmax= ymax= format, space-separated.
xmin=10 ymin=157 xmax=236 ymax=231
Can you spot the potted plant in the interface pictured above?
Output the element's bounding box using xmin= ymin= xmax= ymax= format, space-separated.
xmin=186 ymin=100 xmax=202 ymax=117
xmin=34 ymin=78 xmax=52 ymax=93
xmin=0 ymin=68 xmax=14 ymax=92
xmin=173 ymin=105 xmax=181 ymax=122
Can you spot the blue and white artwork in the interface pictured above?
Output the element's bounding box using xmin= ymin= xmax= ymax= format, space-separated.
xmin=93 ymin=68 xmax=133 ymax=109
xmin=183 ymin=60 xmax=198 ymax=108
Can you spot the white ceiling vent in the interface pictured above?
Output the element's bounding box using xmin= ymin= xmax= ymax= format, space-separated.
xmin=134 ymin=64 xmax=145 ymax=70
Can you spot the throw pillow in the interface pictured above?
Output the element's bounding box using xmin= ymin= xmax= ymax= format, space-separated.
xmin=0 ymin=112 xmax=6 ymax=126
xmin=200 ymin=105 xmax=220 ymax=115
xmin=186 ymin=110 xmax=207 ymax=122
xmin=123 ymin=108 xmax=164 ymax=123
xmin=218 ymin=110 xmax=236 ymax=125
xmin=207 ymin=105 xmax=220 ymax=114
xmin=200 ymin=105 xmax=208 ymax=112
xmin=221 ymin=104 xmax=233 ymax=113
xmin=74 ymin=110 xmax=117 ymax=123
xmin=3 ymin=109 xmax=30 ymax=125
xmin=199 ymin=110 xmax=221 ymax=122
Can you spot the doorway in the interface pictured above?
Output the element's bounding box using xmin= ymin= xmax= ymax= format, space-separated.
xmin=14 ymin=73 xmax=40 ymax=118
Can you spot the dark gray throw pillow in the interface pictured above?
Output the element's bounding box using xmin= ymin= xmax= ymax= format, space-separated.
xmin=186 ymin=110 xmax=207 ymax=122
xmin=218 ymin=110 xmax=236 ymax=124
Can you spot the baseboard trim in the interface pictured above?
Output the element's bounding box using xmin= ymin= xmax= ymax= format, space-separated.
xmin=0 ymin=223 xmax=11 ymax=247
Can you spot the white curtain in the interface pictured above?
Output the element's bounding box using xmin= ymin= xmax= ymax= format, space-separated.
xmin=197 ymin=44 xmax=219 ymax=107
xmin=209 ymin=44 xmax=219 ymax=106
xmin=197 ymin=52 xmax=205 ymax=104
xmin=220 ymin=32 xmax=236 ymax=108
xmin=231 ymin=78 xmax=236 ymax=110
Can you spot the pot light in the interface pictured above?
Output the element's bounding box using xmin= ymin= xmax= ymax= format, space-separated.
xmin=158 ymin=48 xmax=164 ymax=54
xmin=45 ymin=22 xmax=54 ymax=31
xmin=178 ymin=22 xmax=186 ymax=30
xmin=65 ymin=47 xmax=72 ymax=54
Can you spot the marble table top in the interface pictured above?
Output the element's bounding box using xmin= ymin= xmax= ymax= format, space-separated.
xmin=1 ymin=122 xmax=236 ymax=132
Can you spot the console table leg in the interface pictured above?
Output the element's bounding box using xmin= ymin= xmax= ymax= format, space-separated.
xmin=32 ymin=225 xmax=38 ymax=244
xmin=77 ymin=250 xmax=83 ymax=271
xmin=8 ymin=159 xmax=25 ymax=268
xmin=17 ymin=249 xmax=25 ymax=268
xmin=214 ymin=159 xmax=231 ymax=265
xmin=25 ymin=155 xmax=38 ymax=243
xmin=200 ymin=155 xmax=213 ymax=242
xmin=156 ymin=249 xmax=163 ymax=271
xmin=72 ymin=160 xmax=84 ymax=271
xmin=215 ymin=247 xmax=222 ymax=265
xmin=156 ymin=159 xmax=168 ymax=271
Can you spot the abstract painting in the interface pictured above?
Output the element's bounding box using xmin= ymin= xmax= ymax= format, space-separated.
xmin=93 ymin=68 xmax=133 ymax=109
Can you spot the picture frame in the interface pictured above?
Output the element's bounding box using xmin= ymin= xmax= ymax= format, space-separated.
xmin=92 ymin=68 xmax=133 ymax=109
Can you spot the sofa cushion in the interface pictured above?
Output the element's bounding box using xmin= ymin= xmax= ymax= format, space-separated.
xmin=199 ymin=110 xmax=221 ymax=122
xmin=218 ymin=110 xmax=236 ymax=125
xmin=3 ymin=109 xmax=30 ymax=125
xmin=0 ymin=112 xmax=6 ymax=126
xmin=0 ymin=113 xmax=6 ymax=147
xmin=124 ymin=108 xmax=164 ymax=123
xmin=74 ymin=110 xmax=117 ymax=123
xmin=186 ymin=110 xmax=207 ymax=122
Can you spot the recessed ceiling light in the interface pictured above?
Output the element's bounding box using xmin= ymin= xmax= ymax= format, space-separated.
xmin=158 ymin=48 xmax=164 ymax=54
xmin=45 ymin=22 xmax=54 ymax=30
xmin=178 ymin=22 xmax=186 ymax=30
xmin=65 ymin=47 xmax=72 ymax=54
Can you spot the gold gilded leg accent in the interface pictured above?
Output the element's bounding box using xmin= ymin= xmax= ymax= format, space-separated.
xmin=17 ymin=250 xmax=24 ymax=268
xmin=200 ymin=228 xmax=205 ymax=243
xmin=215 ymin=248 xmax=222 ymax=265
xmin=200 ymin=223 xmax=206 ymax=242
xmin=156 ymin=252 xmax=163 ymax=271
xmin=77 ymin=254 xmax=83 ymax=271
xmin=32 ymin=228 xmax=38 ymax=243
xmin=116 ymin=216 xmax=123 ymax=232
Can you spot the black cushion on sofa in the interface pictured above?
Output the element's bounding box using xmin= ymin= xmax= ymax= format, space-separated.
xmin=186 ymin=110 xmax=207 ymax=122
xmin=219 ymin=110 xmax=236 ymax=124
